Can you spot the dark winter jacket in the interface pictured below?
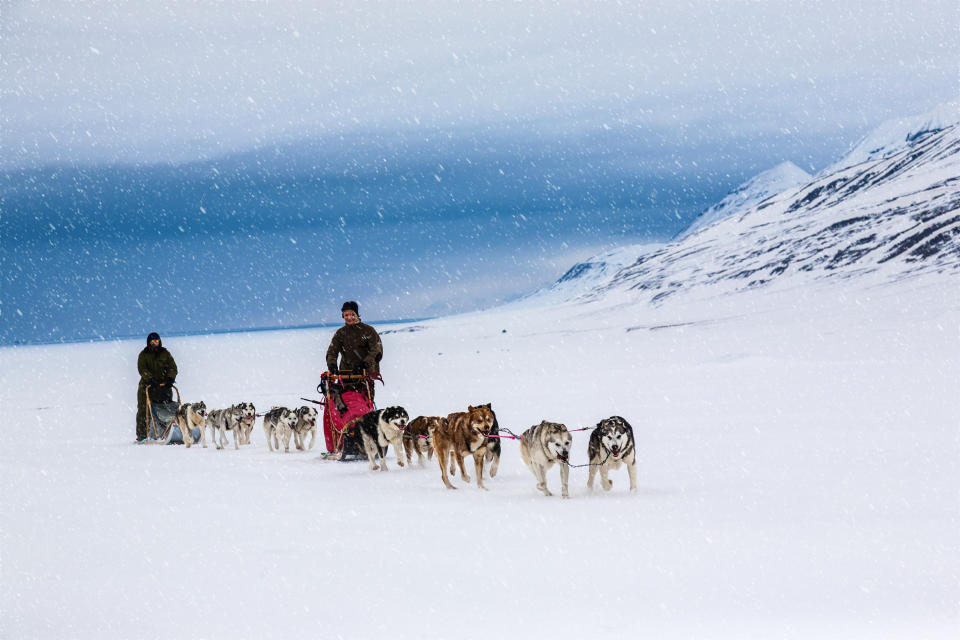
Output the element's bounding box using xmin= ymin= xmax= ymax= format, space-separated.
xmin=326 ymin=322 xmax=383 ymax=374
xmin=138 ymin=341 xmax=178 ymax=387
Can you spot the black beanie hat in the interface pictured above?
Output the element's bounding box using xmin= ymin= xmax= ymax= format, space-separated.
xmin=147 ymin=332 xmax=161 ymax=346
xmin=341 ymin=301 xmax=359 ymax=314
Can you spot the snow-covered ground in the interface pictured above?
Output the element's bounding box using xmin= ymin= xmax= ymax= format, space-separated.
xmin=1 ymin=274 xmax=958 ymax=639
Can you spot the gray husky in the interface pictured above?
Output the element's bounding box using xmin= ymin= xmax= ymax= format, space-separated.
xmin=205 ymin=406 xmax=241 ymax=450
xmin=519 ymin=421 xmax=572 ymax=498
xmin=587 ymin=416 xmax=637 ymax=492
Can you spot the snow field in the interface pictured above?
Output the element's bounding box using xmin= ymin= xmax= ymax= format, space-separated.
xmin=1 ymin=276 xmax=957 ymax=639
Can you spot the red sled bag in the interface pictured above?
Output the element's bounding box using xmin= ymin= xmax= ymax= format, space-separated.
xmin=319 ymin=372 xmax=376 ymax=455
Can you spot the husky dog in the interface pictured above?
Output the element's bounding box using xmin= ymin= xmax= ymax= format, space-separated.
xmin=477 ymin=403 xmax=502 ymax=478
xmin=293 ymin=406 xmax=319 ymax=451
xmin=587 ymin=416 xmax=637 ymax=492
xmin=356 ymin=406 xmax=410 ymax=471
xmin=262 ymin=406 xmax=299 ymax=453
xmin=431 ymin=405 xmax=495 ymax=490
xmin=228 ymin=402 xmax=257 ymax=445
xmin=520 ymin=421 xmax=572 ymax=498
xmin=403 ymin=416 xmax=442 ymax=465
xmin=175 ymin=401 xmax=207 ymax=449
xmin=204 ymin=407 xmax=240 ymax=450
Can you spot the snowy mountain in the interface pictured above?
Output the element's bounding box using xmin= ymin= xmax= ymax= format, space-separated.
xmin=576 ymin=107 xmax=960 ymax=306
xmin=678 ymin=161 xmax=812 ymax=239
xmin=515 ymin=242 xmax=663 ymax=306
xmin=824 ymin=100 xmax=960 ymax=174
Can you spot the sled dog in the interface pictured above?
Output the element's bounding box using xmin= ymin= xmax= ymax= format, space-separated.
xmin=431 ymin=405 xmax=495 ymax=489
xmin=477 ymin=403 xmax=502 ymax=478
xmin=262 ymin=406 xmax=299 ymax=453
xmin=228 ymin=402 xmax=257 ymax=445
xmin=357 ymin=406 xmax=410 ymax=471
xmin=403 ymin=416 xmax=442 ymax=465
xmin=205 ymin=407 xmax=241 ymax=450
xmin=175 ymin=401 xmax=207 ymax=448
xmin=587 ymin=416 xmax=637 ymax=492
xmin=519 ymin=421 xmax=572 ymax=498
xmin=293 ymin=406 xmax=319 ymax=451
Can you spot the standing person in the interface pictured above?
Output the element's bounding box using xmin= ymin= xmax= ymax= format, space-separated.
xmin=326 ymin=301 xmax=383 ymax=387
xmin=322 ymin=302 xmax=383 ymax=455
xmin=136 ymin=332 xmax=178 ymax=443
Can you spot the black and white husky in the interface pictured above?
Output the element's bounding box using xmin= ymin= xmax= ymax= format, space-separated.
xmin=519 ymin=421 xmax=572 ymax=498
xmin=228 ymin=402 xmax=257 ymax=445
xmin=587 ymin=416 xmax=637 ymax=492
xmin=292 ymin=406 xmax=319 ymax=451
xmin=263 ymin=406 xmax=299 ymax=453
xmin=356 ymin=406 xmax=409 ymax=471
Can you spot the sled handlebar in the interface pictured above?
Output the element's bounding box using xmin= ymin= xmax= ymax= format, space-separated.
xmin=324 ymin=370 xmax=368 ymax=381
xmin=145 ymin=383 xmax=180 ymax=404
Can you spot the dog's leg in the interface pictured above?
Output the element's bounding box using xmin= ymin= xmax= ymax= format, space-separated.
xmin=455 ymin=452 xmax=470 ymax=483
xmin=433 ymin=442 xmax=456 ymax=489
xmin=472 ymin=453 xmax=487 ymax=490
xmin=486 ymin=448 xmax=500 ymax=478
xmin=600 ymin=465 xmax=613 ymax=491
xmin=535 ymin=463 xmax=552 ymax=497
xmin=361 ymin=432 xmax=381 ymax=471
xmin=181 ymin=420 xmax=193 ymax=448
xmin=560 ymin=459 xmax=570 ymax=499
xmin=627 ymin=457 xmax=638 ymax=492
xmin=391 ymin=436 xmax=405 ymax=468
xmin=587 ymin=462 xmax=597 ymax=491
xmin=198 ymin=416 xmax=207 ymax=448
xmin=280 ymin=426 xmax=292 ymax=453
xmin=448 ymin=451 xmax=457 ymax=477
xmin=307 ymin=428 xmax=316 ymax=451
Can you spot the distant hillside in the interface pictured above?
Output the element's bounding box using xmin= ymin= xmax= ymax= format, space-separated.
xmin=588 ymin=106 xmax=960 ymax=305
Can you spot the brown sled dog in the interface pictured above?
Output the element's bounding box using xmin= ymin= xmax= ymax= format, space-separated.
xmin=430 ymin=405 xmax=495 ymax=490
xmin=403 ymin=415 xmax=443 ymax=465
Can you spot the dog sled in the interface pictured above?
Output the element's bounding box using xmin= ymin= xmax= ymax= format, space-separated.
xmin=312 ymin=371 xmax=377 ymax=460
xmin=143 ymin=384 xmax=202 ymax=445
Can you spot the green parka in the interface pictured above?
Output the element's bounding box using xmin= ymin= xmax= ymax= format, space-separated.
xmin=326 ymin=321 xmax=382 ymax=373
xmin=138 ymin=343 xmax=178 ymax=387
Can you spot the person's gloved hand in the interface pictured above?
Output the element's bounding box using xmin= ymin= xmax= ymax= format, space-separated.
xmin=148 ymin=378 xmax=158 ymax=386
xmin=328 ymin=364 xmax=338 ymax=375
xmin=165 ymin=378 xmax=175 ymax=386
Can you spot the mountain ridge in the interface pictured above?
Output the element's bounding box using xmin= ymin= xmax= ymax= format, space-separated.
xmin=543 ymin=102 xmax=960 ymax=307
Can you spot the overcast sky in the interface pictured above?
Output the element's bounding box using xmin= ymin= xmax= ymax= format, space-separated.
xmin=2 ymin=1 xmax=959 ymax=344
xmin=3 ymin=0 xmax=958 ymax=170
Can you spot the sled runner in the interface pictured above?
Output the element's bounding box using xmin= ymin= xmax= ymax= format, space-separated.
xmin=315 ymin=371 xmax=377 ymax=461
xmin=143 ymin=384 xmax=201 ymax=445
